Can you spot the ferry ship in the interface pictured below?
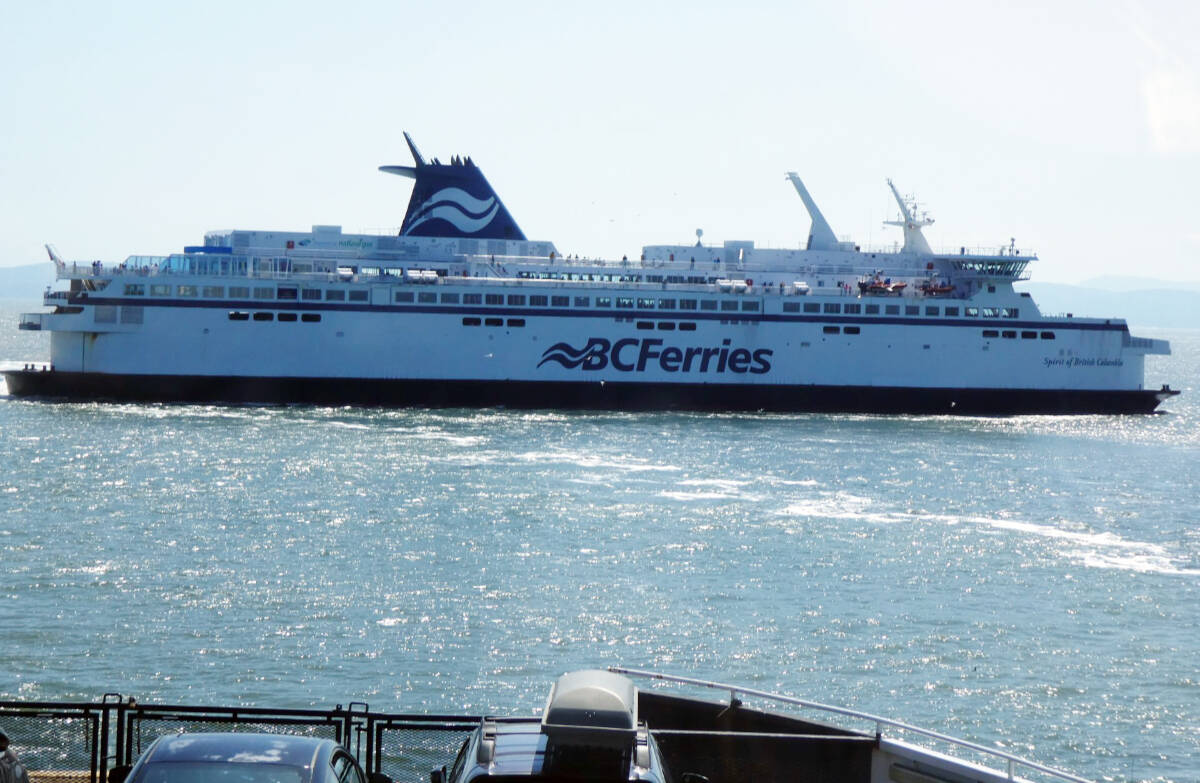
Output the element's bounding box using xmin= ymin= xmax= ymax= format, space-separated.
xmin=4 ymin=134 xmax=1178 ymax=413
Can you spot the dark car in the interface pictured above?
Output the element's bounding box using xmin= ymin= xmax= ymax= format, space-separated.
xmin=116 ymin=732 xmax=371 ymax=783
xmin=434 ymin=670 xmax=689 ymax=783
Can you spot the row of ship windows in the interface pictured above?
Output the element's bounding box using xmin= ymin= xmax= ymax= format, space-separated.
xmin=126 ymin=284 xmax=369 ymax=302
xmin=403 ymin=291 xmax=762 ymax=312
xmin=122 ymin=283 xmax=1023 ymax=321
xmin=986 ymin=329 xmax=1055 ymax=339
xmin=123 ymin=283 xmax=771 ymax=312
xmin=784 ymin=302 xmax=1019 ymax=318
xmin=227 ymin=312 xmax=322 ymax=323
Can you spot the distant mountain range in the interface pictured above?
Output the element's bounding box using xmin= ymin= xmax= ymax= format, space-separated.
xmin=1 ymin=262 xmax=1196 ymax=329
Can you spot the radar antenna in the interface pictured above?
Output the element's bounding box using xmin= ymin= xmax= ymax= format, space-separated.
xmin=884 ymin=179 xmax=934 ymax=255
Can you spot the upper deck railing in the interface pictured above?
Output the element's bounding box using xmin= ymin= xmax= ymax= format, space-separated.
xmin=610 ymin=667 xmax=1091 ymax=783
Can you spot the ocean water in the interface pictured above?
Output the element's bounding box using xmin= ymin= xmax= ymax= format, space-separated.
xmin=0 ymin=299 xmax=1197 ymax=783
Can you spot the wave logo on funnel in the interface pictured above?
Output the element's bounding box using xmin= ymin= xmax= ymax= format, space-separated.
xmin=402 ymin=187 xmax=500 ymax=236
xmin=538 ymin=338 xmax=611 ymax=370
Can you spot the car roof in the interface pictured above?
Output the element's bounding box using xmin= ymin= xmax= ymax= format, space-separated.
xmin=143 ymin=732 xmax=333 ymax=768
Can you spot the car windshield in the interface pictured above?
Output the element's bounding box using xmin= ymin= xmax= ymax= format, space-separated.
xmin=137 ymin=762 xmax=306 ymax=783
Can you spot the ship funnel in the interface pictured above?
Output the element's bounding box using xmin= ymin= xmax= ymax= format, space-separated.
xmin=379 ymin=133 xmax=527 ymax=240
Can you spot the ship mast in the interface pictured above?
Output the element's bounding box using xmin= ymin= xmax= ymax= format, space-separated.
xmin=786 ymin=172 xmax=840 ymax=251
xmin=884 ymin=179 xmax=934 ymax=254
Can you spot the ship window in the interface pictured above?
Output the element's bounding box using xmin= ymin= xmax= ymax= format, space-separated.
xmin=803 ymin=302 xmax=820 ymax=313
xmin=253 ymin=312 xmax=273 ymax=322
xmin=823 ymin=303 xmax=841 ymax=314
xmin=348 ymin=290 xmax=368 ymax=302
xmin=636 ymin=321 xmax=654 ymax=330
xmin=507 ymin=294 xmax=526 ymax=306
xmin=485 ymin=294 xmax=503 ymax=305
xmin=885 ymin=305 xmax=900 ymax=315
xmin=679 ymin=322 xmax=697 ymax=331
xmin=679 ymin=299 xmax=698 ymax=310
xmin=742 ymin=301 xmax=760 ymax=311
xmin=1002 ymin=330 xmax=1016 ymax=338
xmin=484 ymin=317 xmax=503 ymax=327
xmin=783 ymin=302 xmax=801 ymax=312
xmin=575 ymin=296 xmax=590 ymax=307
xmin=201 ymin=286 xmax=223 ymax=298
xmin=530 ymin=295 xmax=548 ymax=306
xmin=657 ymin=322 xmax=676 ymax=330
xmin=551 ymin=296 xmax=569 ymax=307
xmin=301 ymin=313 xmax=321 ymax=323
xmin=944 ymin=306 xmax=959 ymax=316
xmin=462 ymin=317 xmax=481 ymax=326
xmin=617 ymin=297 xmax=634 ymax=308
xmin=982 ymin=329 xmax=999 ymax=338
xmin=1041 ymin=331 xmax=1056 ymax=340
xmin=464 ymin=293 xmax=483 ymax=304
xmin=277 ymin=287 xmax=298 ymax=300
xmin=228 ymin=311 xmax=249 ymax=321
xmin=823 ymin=325 xmax=840 ymax=334
xmin=254 ymin=287 xmax=275 ymax=299
xmin=1021 ymin=331 xmax=1037 ymax=339
xmin=325 ymin=289 xmax=345 ymax=301
xmin=123 ymin=284 xmax=145 ymax=296
xmin=701 ymin=300 xmax=718 ymax=311
xmin=120 ymin=306 xmax=143 ymax=324
xmin=982 ymin=307 xmax=1000 ymax=317
xmin=394 ymin=291 xmax=415 ymax=302
xmin=229 ymin=286 xmax=250 ymax=299
xmin=844 ymin=326 xmax=860 ymax=335
xmin=965 ymin=307 xmax=979 ymax=316
xmin=278 ymin=312 xmax=297 ymax=322
xmin=441 ymin=293 xmax=460 ymax=303
xmin=1003 ymin=308 xmax=1019 ymax=318
xmin=418 ymin=292 xmax=437 ymax=303
xmin=595 ymin=297 xmax=611 ymax=307
xmin=507 ymin=318 xmax=525 ymax=327
xmin=151 ymin=284 xmax=171 ymax=296
xmin=637 ymin=298 xmax=656 ymax=308
xmin=844 ymin=303 xmax=861 ymax=314
xmin=721 ymin=300 xmax=738 ymax=311
xmin=177 ymin=285 xmax=198 ymax=297
xmin=865 ymin=304 xmax=880 ymax=314
xmin=905 ymin=305 xmax=919 ymax=315
xmin=302 ymin=289 xmax=322 ymax=300
xmin=925 ymin=306 xmax=939 ymax=316
xmin=658 ymin=298 xmax=676 ymax=309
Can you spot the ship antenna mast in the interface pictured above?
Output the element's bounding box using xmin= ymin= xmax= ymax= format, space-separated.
xmin=883 ymin=179 xmax=934 ymax=254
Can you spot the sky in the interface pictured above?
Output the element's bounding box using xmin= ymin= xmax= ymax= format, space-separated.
xmin=1 ymin=0 xmax=1197 ymax=284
